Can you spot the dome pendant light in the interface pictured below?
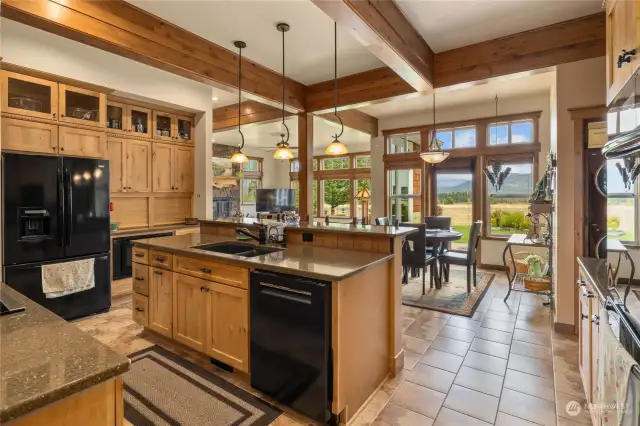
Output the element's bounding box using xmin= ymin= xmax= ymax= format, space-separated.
xmin=230 ymin=40 xmax=248 ymax=164
xmin=325 ymin=22 xmax=348 ymax=156
xmin=420 ymin=92 xmax=449 ymax=164
xmin=273 ymin=23 xmax=294 ymax=161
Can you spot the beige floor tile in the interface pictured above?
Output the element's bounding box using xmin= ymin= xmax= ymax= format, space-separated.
xmin=429 ymin=336 xmax=470 ymax=357
xmin=486 ymin=303 xmax=519 ymax=314
xmin=383 ymin=369 xmax=409 ymax=391
xmin=552 ymin=334 xmax=580 ymax=360
xmin=553 ymin=356 xmax=586 ymax=399
xmin=418 ymin=348 xmax=464 ymax=373
xmin=419 ymin=310 xmax=452 ymax=320
xmin=513 ymin=329 xmax=552 ymax=347
xmin=519 ymin=293 xmax=547 ymax=307
xmin=498 ymin=388 xmax=557 ymax=426
xmin=470 ymin=311 xmax=485 ymax=321
xmin=372 ymin=402 xmax=435 ymax=426
xmin=403 ymin=316 xmax=416 ymax=332
xmin=391 ymin=381 xmax=446 ymax=419
xmin=405 ymin=320 xmax=442 ymax=341
xmin=404 ymin=349 xmax=423 ymax=371
xmin=403 ymin=305 xmax=424 ymax=319
xmin=483 ymin=310 xmax=517 ymax=322
xmin=515 ymin=319 xmax=552 ymax=335
xmin=402 ymin=335 xmax=431 ymax=354
xmin=474 ymin=327 xmax=513 ymax=345
xmin=556 ymin=417 xmax=591 ymax=426
xmin=447 ymin=316 xmax=481 ymax=331
xmin=481 ymin=317 xmax=516 ymax=333
xmin=503 ymin=369 xmax=555 ymax=401
xmin=407 ymin=363 xmax=455 ymax=394
xmin=434 ymin=407 xmax=492 ymax=426
xmin=269 ymin=414 xmax=307 ymax=426
xmin=494 ymin=412 xmax=541 ymax=426
xmin=437 ymin=325 xmax=475 ymax=343
xmin=443 ymin=385 xmax=499 ymax=424
xmin=463 ymin=350 xmax=508 ymax=376
xmin=469 ymin=338 xmax=510 ymax=359
xmin=508 ymin=353 xmax=554 ymax=379
xmin=517 ymin=310 xmax=550 ymax=322
xmin=510 ymin=340 xmax=552 ymax=360
xmin=556 ymin=391 xmax=592 ymax=425
xmin=453 ymin=366 xmax=504 ymax=397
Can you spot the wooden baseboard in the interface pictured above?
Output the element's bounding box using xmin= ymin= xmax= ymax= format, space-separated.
xmin=554 ymin=321 xmax=576 ymax=335
xmin=111 ymin=278 xmax=133 ymax=298
xmin=479 ymin=263 xmax=506 ymax=271
xmin=390 ymin=348 xmax=405 ymax=376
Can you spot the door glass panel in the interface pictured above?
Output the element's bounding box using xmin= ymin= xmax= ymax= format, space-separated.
xmin=355 ymin=179 xmax=371 ymax=222
xmin=177 ymin=118 xmax=192 ymax=141
xmin=437 ymin=172 xmax=473 ymax=250
xmin=389 ymin=132 xmax=420 ymax=153
xmin=8 ymin=77 xmax=51 ymax=114
xmin=388 ymin=168 xmax=421 ymax=223
xmin=107 ymin=105 xmax=124 ymax=130
xmin=156 ymin=114 xmax=172 ymax=137
xmin=65 ymin=90 xmax=100 ymax=122
xmin=131 ymin=109 xmax=149 ymax=134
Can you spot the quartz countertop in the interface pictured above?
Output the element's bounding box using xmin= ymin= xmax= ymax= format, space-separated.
xmin=133 ymin=233 xmax=394 ymax=281
xmin=577 ymin=257 xmax=614 ymax=302
xmin=200 ymin=218 xmax=417 ymax=237
xmin=110 ymin=223 xmax=198 ymax=237
xmin=0 ymin=284 xmax=130 ymax=423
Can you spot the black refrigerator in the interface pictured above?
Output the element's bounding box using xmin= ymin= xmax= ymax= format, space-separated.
xmin=2 ymin=153 xmax=111 ymax=320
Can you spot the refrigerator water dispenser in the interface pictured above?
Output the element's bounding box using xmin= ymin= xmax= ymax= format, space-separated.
xmin=19 ymin=208 xmax=51 ymax=241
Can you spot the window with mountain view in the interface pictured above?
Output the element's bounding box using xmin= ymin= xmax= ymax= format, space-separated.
xmin=487 ymin=162 xmax=534 ymax=236
xmin=437 ymin=172 xmax=473 ymax=249
xmin=606 ymin=159 xmax=638 ymax=244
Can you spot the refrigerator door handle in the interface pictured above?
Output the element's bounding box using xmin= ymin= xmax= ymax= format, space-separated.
xmin=64 ymin=169 xmax=73 ymax=247
xmin=57 ymin=168 xmax=65 ymax=247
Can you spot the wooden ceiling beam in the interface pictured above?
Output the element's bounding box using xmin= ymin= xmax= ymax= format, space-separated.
xmin=1 ymin=0 xmax=306 ymax=111
xmin=434 ymin=13 xmax=606 ymax=87
xmin=312 ymin=0 xmax=434 ymax=91
xmin=213 ymin=101 xmax=379 ymax=136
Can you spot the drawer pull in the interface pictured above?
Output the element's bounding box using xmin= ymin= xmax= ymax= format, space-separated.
xmin=155 ymin=257 xmax=166 ymax=262
xmin=200 ymin=268 xmax=212 ymax=274
xmin=134 ymin=276 xmax=144 ymax=281
xmin=135 ymin=307 xmax=144 ymax=312
xmin=618 ymin=49 xmax=636 ymax=68
xmin=581 ymin=288 xmax=594 ymax=298
xmin=154 ymin=270 xmax=163 ymax=276
xmin=592 ymin=315 xmax=600 ymax=325
xmin=581 ymin=313 xmax=588 ymax=320
xmin=199 ymin=286 xmax=205 ymax=292
xmin=134 ymin=253 xmax=144 ymax=258
xmin=576 ymin=280 xmax=586 ymax=287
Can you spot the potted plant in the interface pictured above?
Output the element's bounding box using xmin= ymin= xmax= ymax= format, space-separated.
xmin=524 ymin=254 xmax=544 ymax=277
xmin=523 ymin=254 xmax=551 ymax=292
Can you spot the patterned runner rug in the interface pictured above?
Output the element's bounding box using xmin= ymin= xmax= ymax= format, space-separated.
xmin=124 ymin=345 xmax=281 ymax=426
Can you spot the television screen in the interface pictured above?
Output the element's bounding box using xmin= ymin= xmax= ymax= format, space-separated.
xmin=256 ymin=189 xmax=297 ymax=213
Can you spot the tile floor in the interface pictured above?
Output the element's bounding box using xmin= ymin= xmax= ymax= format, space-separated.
xmin=75 ymin=270 xmax=590 ymax=426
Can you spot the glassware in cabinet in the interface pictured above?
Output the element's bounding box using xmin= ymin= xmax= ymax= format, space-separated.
xmin=153 ymin=111 xmax=175 ymax=141
xmin=107 ymin=101 xmax=127 ymax=133
xmin=129 ymin=105 xmax=152 ymax=138
xmin=59 ymin=84 xmax=106 ymax=128
xmin=177 ymin=115 xmax=194 ymax=143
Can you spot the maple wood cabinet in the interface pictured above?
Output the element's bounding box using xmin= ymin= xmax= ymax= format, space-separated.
xmin=59 ymin=84 xmax=106 ymax=129
xmin=108 ymin=138 xmax=152 ymax=193
xmin=172 ymin=273 xmax=208 ymax=352
xmin=1 ymin=117 xmax=58 ymax=154
xmin=1 ymin=71 xmax=58 ymax=121
xmin=59 ymin=126 xmax=106 ymax=159
xmin=149 ymin=267 xmax=173 ymax=338
xmin=152 ymin=143 xmax=194 ymax=193
xmin=606 ymin=0 xmax=640 ymax=105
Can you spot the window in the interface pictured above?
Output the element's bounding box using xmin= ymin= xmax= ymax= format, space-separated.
xmin=606 ymin=159 xmax=638 ymax=244
xmin=290 ymin=180 xmax=318 ymax=216
xmin=322 ymin=157 xmax=350 ymax=170
xmin=241 ymin=158 xmax=260 ymax=172
xmin=355 ymin=155 xmax=371 ymax=168
xmin=241 ymin=179 xmax=259 ymax=205
xmin=322 ymin=179 xmax=350 ymax=217
xmin=290 ymin=159 xmax=317 ymax=172
xmin=435 ymin=126 xmax=476 ymax=149
xmin=488 ymin=119 xmax=534 ymax=145
xmin=354 ymin=178 xmax=372 ymax=221
xmin=487 ymin=162 xmax=534 ymax=236
xmin=388 ymin=132 xmax=420 ymax=153
xmin=388 ymin=168 xmax=422 ymax=224
xmin=437 ymin=171 xmax=473 ymax=250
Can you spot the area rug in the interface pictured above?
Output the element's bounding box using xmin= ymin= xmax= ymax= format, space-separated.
xmin=402 ymin=268 xmax=494 ymax=317
xmin=124 ymin=345 xmax=281 ymax=426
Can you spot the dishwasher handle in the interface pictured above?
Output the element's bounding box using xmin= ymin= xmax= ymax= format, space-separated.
xmin=259 ymin=283 xmax=312 ymax=305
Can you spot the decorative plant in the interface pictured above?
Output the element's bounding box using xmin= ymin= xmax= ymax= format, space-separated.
xmin=484 ymin=160 xmax=512 ymax=192
xmin=524 ymin=254 xmax=544 ymax=278
xmin=615 ymin=156 xmax=640 ymax=191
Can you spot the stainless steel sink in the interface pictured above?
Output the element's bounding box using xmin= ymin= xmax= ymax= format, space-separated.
xmin=194 ymin=242 xmax=283 ymax=257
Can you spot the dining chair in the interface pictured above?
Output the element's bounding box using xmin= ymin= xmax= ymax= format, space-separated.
xmin=438 ymin=221 xmax=482 ymax=293
xmin=424 ymin=216 xmax=452 ymax=257
xmin=375 ymin=217 xmax=390 ymax=226
xmin=399 ymin=223 xmax=438 ymax=295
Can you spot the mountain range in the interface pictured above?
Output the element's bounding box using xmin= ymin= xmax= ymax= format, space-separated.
xmin=438 ymin=173 xmax=533 ymax=194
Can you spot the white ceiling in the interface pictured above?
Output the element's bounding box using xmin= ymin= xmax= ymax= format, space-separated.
xmin=397 ymin=0 xmax=602 ymax=52
xmin=359 ymin=71 xmax=555 ymax=118
xmin=128 ymin=0 xmax=384 ymax=85
xmin=211 ymin=88 xmax=239 ymax=108
xmin=213 ymin=116 xmax=371 ymax=153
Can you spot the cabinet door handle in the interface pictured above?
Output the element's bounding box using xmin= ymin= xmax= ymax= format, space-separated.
xmin=618 ymin=49 xmax=637 ymax=68
xmin=134 ymin=253 xmax=144 ymax=258
xmin=153 ymin=270 xmax=163 ymax=276
xmin=205 ymin=287 xmax=211 ymax=292
xmin=581 ymin=288 xmax=594 ymax=298
xmin=199 ymin=286 xmax=205 ymax=292
xmin=135 ymin=307 xmax=144 ymax=312
xmin=592 ymin=315 xmax=600 ymax=325
xmin=581 ymin=313 xmax=588 ymax=320
xmin=155 ymin=257 xmax=165 ymax=262
xmin=576 ymin=280 xmax=586 ymax=287
xmin=60 ymin=147 xmax=65 ymax=151
xmin=200 ymin=268 xmax=212 ymax=273
xmin=53 ymin=113 xmax=57 ymax=119
xmin=134 ymin=276 xmax=144 ymax=281
xmin=175 ymin=187 xmax=178 ymax=191
xmin=61 ymin=114 xmax=65 ymax=118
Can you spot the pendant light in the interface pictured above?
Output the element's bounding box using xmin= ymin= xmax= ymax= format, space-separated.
xmin=273 ymin=23 xmax=295 ymax=160
xmin=325 ymin=22 xmax=348 ymax=156
xmin=230 ymin=40 xmax=248 ymax=164
xmin=419 ymin=92 xmax=449 ymax=163
xmin=484 ymin=94 xmax=512 ymax=191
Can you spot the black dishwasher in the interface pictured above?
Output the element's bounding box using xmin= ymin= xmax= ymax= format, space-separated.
xmin=250 ymin=270 xmax=332 ymax=424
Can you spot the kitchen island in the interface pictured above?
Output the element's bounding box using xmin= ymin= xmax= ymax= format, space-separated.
xmin=0 ymin=284 xmax=130 ymax=425
xmin=131 ymin=219 xmax=414 ymax=423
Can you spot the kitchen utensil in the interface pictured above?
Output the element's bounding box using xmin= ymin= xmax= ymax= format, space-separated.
xmin=9 ymin=97 xmax=43 ymax=111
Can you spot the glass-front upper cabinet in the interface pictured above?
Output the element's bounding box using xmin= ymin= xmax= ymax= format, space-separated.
xmin=106 ymin=101 xmax=127 ymax=133
xmin=153 ymin=111 xmax=175 ymax=142
xmin=129 ymin=105 xmax=152 ymax=138
xmin=59 ymin=84 xmax=106 ymax=128
xmin=1 ymin=71 xmax=58 ymax=121
xmin=176 ymin=115 xmax=193 ymax=143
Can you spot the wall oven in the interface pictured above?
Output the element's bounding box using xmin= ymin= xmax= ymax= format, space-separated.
xmin=112 ymin=232 xmax=172 ymax=280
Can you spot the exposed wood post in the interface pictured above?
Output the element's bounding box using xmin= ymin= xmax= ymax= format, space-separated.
xmin=298 ymin=114 xmax=314 ymax=220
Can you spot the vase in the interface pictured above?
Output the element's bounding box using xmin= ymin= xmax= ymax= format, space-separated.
xmin=529 ymin=262 xmax=543 ymax=277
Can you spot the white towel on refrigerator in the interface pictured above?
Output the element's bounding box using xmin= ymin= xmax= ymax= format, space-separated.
xmin=42 ymin=258 xmax=95 ymax=298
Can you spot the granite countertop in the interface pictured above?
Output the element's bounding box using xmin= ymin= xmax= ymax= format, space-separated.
xmin=0 ymin=285 xmax=130 ymax=423
xmin=200 ymin=218 xmax=417 ymax=237
xmin=577 ymin=257 xmax=614 ymax=302
xmin=111 ymin=223 xmax=198 ymax=237
xmin=133 ymin=233 xmax=394 ymax=281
